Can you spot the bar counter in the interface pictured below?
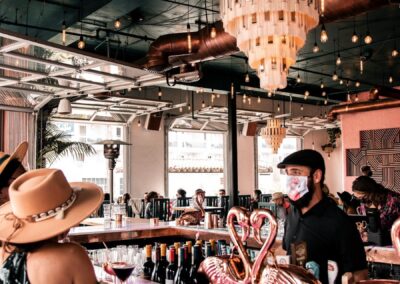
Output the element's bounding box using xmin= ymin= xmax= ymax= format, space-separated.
xmin=69 ymin=218 xmax=400 ymax=265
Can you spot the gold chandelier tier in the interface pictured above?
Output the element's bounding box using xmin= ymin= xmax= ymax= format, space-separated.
xmin=261 ymin=119 xmax=287 ymax=154
xmin=220 ymin=0 xmax=319 ymax=91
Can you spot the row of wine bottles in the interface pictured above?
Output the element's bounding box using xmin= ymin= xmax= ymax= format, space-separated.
xmin=142 ymin=239 xmax=227 ymax=284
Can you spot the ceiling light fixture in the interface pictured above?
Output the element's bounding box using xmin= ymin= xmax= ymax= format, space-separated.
xmin=202 ymin=100 xmax=206 ymax=108
xmin=320 ymin=23 xmax=328 ymax=43
xmin=296 ymin=73 xmax=301 ymax=83
xmin=221 ymin=0 xmax=318 ymax=91
xmin=389 ymin=75 xmax=393 ymax=84
xmin=336 ymin=53 xmax=341 ymax=65
xmin=364 ymin=13 xmax=372 ymax=44
xmin=114 ymin=18 xmax=121 ymax=29
xmin=332 ymin=71 xmax=338 ymax=81
xmin=57 ymin=98 xmax=72 ymax=114
xmin=351 ymin=16 xmax=359 ymax=43
xmin=324 ymin=98 xmax=328 ymax=105
xmin=355 ymin=94 xmax=359 ymax=102
xmin=320 ymin=80 xmax=324 ymax=89
xmin=277 ymin=103 xmax=280 ymax=112
xmin=322 ymin=91 xmax=326 ymax=97
xmin=261 ymin=119 xmax=286 ymax=154
xmin=304 ymin=90 xmax=309 ymax=100
xmin=138 ymin=119 xmax=141 ymax=127
xmin=245 ymin=72 xmax=250 ymax=83
xmin=268 ymin=91 xmax=272 ymax=98
xmin=257 ymin=96 xmax=261 ymax=103
xmin=158 ymin=87 xmax=162 ymax=98
xmin=78 ymin=35 xmax=85 ymax=49
xmin=392 ymin=42 xmax=398 ymax=57
xmin=300 ymin=104 xmax=304 ymax=111
xmin=355 ymin=81 xmax=360 ymax=87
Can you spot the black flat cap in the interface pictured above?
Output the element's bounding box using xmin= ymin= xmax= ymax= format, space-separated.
xmin=277 ymin=149 xmax=325 ymax=174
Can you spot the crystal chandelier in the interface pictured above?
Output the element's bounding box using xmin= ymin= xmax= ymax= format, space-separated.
xmin=261 ymin=119 xmax=286 ymax=154
xmin=220 ymin=0 xmax=319 ymax=91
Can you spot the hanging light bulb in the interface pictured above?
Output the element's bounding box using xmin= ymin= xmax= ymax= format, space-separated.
xmin=248 ymin=97 xmax=252 ymax=105
xmin=351 ymin=31 xmax=359 ymax=43
xmin=300 ymin=104 xmax=304 ymax=111
xmin=296 ymin=73 xmax=301 ymax=83
xmin=313 ymin=42 xmax=320 ymax=53
xmin=188 ymin=104 xmax=191 ymax=111
xmin=138 ymin=119 xmax=141 ymax=127
xmin=360 ymin=57 xmax=364 ymax=75
xmin=211 ymin=94 xmax=215 ymax=103
xmin=364 ymin=32 xmax=373 ymax=44
xmin=243 ymin=94 xmax=247 ymax=103
xmin=77 ymin=35 xmax=85 ymax=49
xmin=245 ymin=72 xmax=250 ymax=83
xmin=355 ymin=81 xmax=360 ymax=87
xmin=322 ymin=91 xmax=326 ymax=97
xmin=347 ymin=92 xmax=351 ymax=102
xmin=332 ymin=71 xmax=338 ymax=81
xmin=336 ymin=54 xmax=341 ymax=65
xmin=179 ymin=106 xmax=183 ymax=112
xmin=320 ymin=23 xmax=328 ymax=43
xmin=340 ymin=79 xmax=344 ymax=85
xmin=392 ymin=48 xmax=398 ymax=57
xmin=62 ymin=20 xmax=67 ymax=46
xmin=304 ymin=90 xmax=309 ymax=100
xmin=210 ymin=23 xmax=217 ymax=38
xmin=355 ymin=94 xmax=359 ymax=102
xmin=389 ymin=75 xmax=393 ymax=84
xmin=320 ymin=80 xmax=324 ymax=89
xmin=158 ymin=87 xmax=162 ymax=98
xmin=114 ymin=18 xmax=121 ymax=29
xmin=201 ymin=100 xmax=206 ymax=108
xmin=187 ymin=23 xmax=192 ymax=53
xmin=257 ymin=96 xmax=261 ymax=103
xmin=277 ymin=103 xmax=280 ymax=112
xmin=324 ymin=111 xmax=327 ymax=118
xmin=216 ymin=93 xmax=220 ymax=98
xmin=320 ymin=0 xmax=325 ymax=17
xmin=324 ymin=98 xmax=328 ymax=105
xmin=138 ymin=86 xmax=142 ymax=92
xmin=268 ymin=91 xmax=272 ymax=97
xmin=312 ymin=141 xmax=315 ymax=150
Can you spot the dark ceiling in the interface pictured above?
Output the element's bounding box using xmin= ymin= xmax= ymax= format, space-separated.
xmin=0 ymin=0 xmax=399 ymax=105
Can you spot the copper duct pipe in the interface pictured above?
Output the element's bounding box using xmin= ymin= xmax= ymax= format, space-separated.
xmin=324 ymin=0 xmax=400 ymax=22
xmin=141 ymin=21 xmax=238 ymax=72
xmin=328 ymin=99 xmax=400 ymax=121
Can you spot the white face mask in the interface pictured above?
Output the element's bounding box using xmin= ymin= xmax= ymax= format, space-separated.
xmin=286 ymin=175 xmax=309 ymax=201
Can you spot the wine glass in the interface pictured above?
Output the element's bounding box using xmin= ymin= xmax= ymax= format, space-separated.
xmin=103 ymin=247 xmax=135 ymax=284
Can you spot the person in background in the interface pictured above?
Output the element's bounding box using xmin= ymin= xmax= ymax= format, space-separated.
xmin=218 ymin=189 xmax=226 ymax=197
xmin=361 ymin=165 xmax=373 ymax=177
xmin=0 ymin=142 xmax=28 ymax=206
xmin=97 ymin=192 xmax=111 ymax=217
xmin=176 ymin=188 xmax=186 ymax=199
xmin=144 ymin=191 xmax=159 ymax=219
xmin=250 ymin=189 xmax=262 ymax=210
xmin=123 ymin=193 xmax=133 ymax=217
xmin=271 ymin=192 xmax=289 ymax=221
xmin=171 ymin=188 xmax=187 ymax=219
xmin=180 ymin=189 xmax=206 ymax=225
xmin=0 ymin=168 xmax=102 ymax=284
xmin=352 ymin=175 xmax=400 ymax=234
xmin=337 ymin=191 xmax=360 ymax=215
xmin=116 ymin=195 xmax=123 ymax=204
xmin=278 ymin=149 xmax=367 ymax=283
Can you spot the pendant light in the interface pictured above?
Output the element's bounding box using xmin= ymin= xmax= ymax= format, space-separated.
xmin=61 ymin=20 xmax=66 ymax=46
xmin=114 ymin=18 xmax=121 ymax=29
xmin=320 ymin=22 xmax=328 ymax=43
xmin=296 ymin=73 xmax=301 ymax=83
xmin=77 ymin=3 xmax=85 ymax=49
xmin=158 ymin=87 xmax=162 ymax=98
xmin=392 ymin=41 xmax=398 ymax=57
xmin=389 ymin=75 xmax=393 ymax=84
xmin=332 ymin=71 xmax=338 ymax=81
xmin=351 ymin=16 xmax=359 ymax=43
xmin=245 ymin=72 xmax=250 ymax=83
xmin=186 ymin=1 xmax=192 ymax=53
xmin=313 ymin=30 xmax=319 ymax=53
xmin=364 ymin=13 xmax=373 ymax=44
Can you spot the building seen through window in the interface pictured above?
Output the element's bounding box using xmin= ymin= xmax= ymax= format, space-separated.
xmin=168 ymin=131 xmax=224 ymax=197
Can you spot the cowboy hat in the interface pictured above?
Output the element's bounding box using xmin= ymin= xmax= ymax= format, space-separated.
xmin=0 ymin=168 xmax=103 ymax=244
xmin=0 ymin=142 xmax=28 ymax=175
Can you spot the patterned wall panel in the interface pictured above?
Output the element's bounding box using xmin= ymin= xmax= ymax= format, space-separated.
xmin=346 ymin=128 xmax=400 ymax=193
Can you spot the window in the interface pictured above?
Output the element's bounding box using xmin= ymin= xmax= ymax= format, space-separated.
xmin=257 ymin=136 xmax=301 ymax=194
xmin=51 ymin=121 xmax=126 ymax=201
xmin=168 ymin=131 xmax=224 ymax=198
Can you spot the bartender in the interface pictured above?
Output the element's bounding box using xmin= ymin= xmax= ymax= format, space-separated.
xmin=278 ymin=149 xmax=367 ymax=284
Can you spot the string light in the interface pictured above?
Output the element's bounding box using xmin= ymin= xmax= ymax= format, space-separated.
xmin=360 ymin=57 xmax=364 ymax=74
xmin=392 ymin=47 xmax=399 ymax=57
xmin=296 ymin=73 xmax=301 ymax=83
xmin=179 ymin=106 xmax=183 ymax=112
xmin=245 ymin=72 xmax=250 ymax=83
xmin=320 ymin=23 xmax=328 ymax=43
xmin=139 ymin=87 xmax=142 ymax=91
xmin=77 ymin=35 xmax=85 ymax=49
xmin=277 ymin=103 xmax=280 ymax=112
xmin=202 ymin=100 xmax=206 ymax=108
xmin=364 ymin=32 xmax=373 ymax=44
xmin=188 ymin=104 xmax=191 ymax=111
xmin=355 ymin=81 xmax=360 ymax=87
xmin=304 ymin=90 xmax=309 ymax=100
xmin=300 ymin=104 xmax=304 ymax=111
xmin=332 ymin=71 xmax=338 ymax=81
xmin=355 ymin=94 xmax=359 ymax=102
xmin=138 ymin=119 xmax=141 ymax=127
xmin=210 ymin=23 xmax=217 ymax=38
xmin=322 ymin=91 xmax=326 ymax=97
xmin=248 ymin=97 xmax=252 ymax=105
xmin=313 ymin=42 xmax=320 ymax=53
xmin=114 ymin=18 xmax=121 ymax=29
xmin=336 ymin=53 xmax=341 ymax=65
xmin=257 ymin=96 xmax=261 ymax=103
xmin=324 ymin=98 xmax=328 ymax=105
xmin=320 ymin=80 xmax=324 ymax=89
xmin=268 ymin=91 xmax=272 ymax=98
xmin=389 ymin=76 xmax=393 ymax=84
xmin=340 ymin=79 xmax=344 ymax=85
xmin=158 ymin=87 xmax=162 ymax=98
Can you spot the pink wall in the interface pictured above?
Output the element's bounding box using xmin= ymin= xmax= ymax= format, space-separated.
xmin=340 ymin=107 xmax=400 ymax=192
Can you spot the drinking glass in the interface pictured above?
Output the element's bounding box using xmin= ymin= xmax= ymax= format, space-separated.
xmin=103 ymin=204 xmax=112 ymax=222
xmin=109 ymin=246 xmax=135 ymax=284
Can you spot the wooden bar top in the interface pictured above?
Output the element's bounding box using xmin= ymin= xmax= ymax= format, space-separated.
xmin=69 ymin=218 xmax=400 ymax=265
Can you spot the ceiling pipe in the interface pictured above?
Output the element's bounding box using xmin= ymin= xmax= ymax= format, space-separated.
xmin=323 ymin=0 xmax=400 ymax=23
xmin=139 ymin=20 xmax=239 ymax=73
xmin=328 ymin=99 xmax=400 ymax=121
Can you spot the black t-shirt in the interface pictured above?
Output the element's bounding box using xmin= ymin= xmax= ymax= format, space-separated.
xmin=283 ymin=197 xmax=367 ymax=284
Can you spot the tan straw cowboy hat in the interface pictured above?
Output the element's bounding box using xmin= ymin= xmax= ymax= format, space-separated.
xmin=0 ymin=142 xmax=28 ymax=175
xmin=0 ymin=168 xmax=103 ymax=244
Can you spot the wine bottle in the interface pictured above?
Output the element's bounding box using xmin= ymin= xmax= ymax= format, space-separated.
xmin=174 ymin=247 xmax=189 ymax=284
xmin=188 ymin=244 xmax=201 ymax=283
xmin=185 ymin=241 xmax=192 ymax=270
xmin=173 ymin=242 xmax=180 ymax=266
xmin=143 ymin=244 xmax=155 ymax=280
xmin=158 ymin=244 xmax=169 ymax=283
xmin=209 ymin=239 xmax=216 ymax=256
xmin=151 ymin=244 xmax=161 ymax=282
xmin=205 ymin=242 xmax=212 ymax=258
xmin=166 ymin=247 xmax=177 ymax=284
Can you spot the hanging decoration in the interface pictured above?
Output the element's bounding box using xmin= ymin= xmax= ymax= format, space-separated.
xmin=261 ymin=119 xmax=286 ymax=154
xmin=220 ymin=0 xmax=319 ymax=91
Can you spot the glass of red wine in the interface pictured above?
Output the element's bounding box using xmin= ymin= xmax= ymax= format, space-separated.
xmin=103 ymin=246 xmax=135 ymax=283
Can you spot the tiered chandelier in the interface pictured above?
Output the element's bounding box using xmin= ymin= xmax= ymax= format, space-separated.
xmin=220 ymin=0 xmax=320 ymax=91
xmin=261 ymin=119 xmax=287 ymax=154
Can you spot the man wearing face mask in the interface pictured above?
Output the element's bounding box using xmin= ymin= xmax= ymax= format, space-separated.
xmin=278 ymin=149 xmax=367 ymax=284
